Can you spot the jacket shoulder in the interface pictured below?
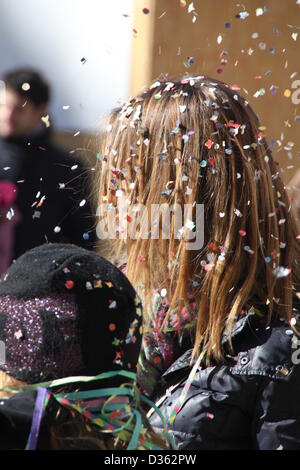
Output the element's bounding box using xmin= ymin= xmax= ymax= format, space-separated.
xmin=231 ymin=318 xmax=299 ymax=380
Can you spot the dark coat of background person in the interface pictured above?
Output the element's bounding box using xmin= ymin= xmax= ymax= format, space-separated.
xmin=149 ymin=306 xmax=300 ymax=450
xmin=0 ymin=128 xmax=95 ymax=260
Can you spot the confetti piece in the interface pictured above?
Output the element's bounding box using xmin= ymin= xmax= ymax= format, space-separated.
xmin=256 ymin=7 xmax=264 ymax=16
xmin=109 ymin=300 xmax=117 ymax=309
xmin=236 ymin=11 xmax=249 ymax=20
xmin=85 ymin=281 xmax=93 ymax=290
xmin=80 ymin=57 xmax=87 ymax=64
xmin=65 ymin=280 xmax=74 ymax=290
xmin=83 ymin=233 xmax=89 ymax=240
xmin=54 ymin=226 xmax=61 ymax=233
xmin=94 ymin=280 xmax=103 ymax=288
xmin=109 ymin=323 xmax=116 ymax=332
xmin=225 ymin=22 xmax=231 ymax=28
xmin=179 ymin=105 xmax=186 ymax=113
xmin=142 ymin=7 xmax=149 ymax=14
xmin=284 ymin=89 xmax=291 ymax=98
xmin=6 ymin=208 xmax=14 ymax=220
xmin=22 ymin=82 xmax=30 ymax=91
xmin=205 ymin=139 xmax=214 ymax=149
xmin=186 ymin=220 xmax=195 ymax=230
xmin=41 ymin=115 xmax=50 ymax=128
xmin=73 ymin=131 xmax=80 ymax=137
xmin=217 ymin=35 xmax=222 ymax=44
xmin=184 ymin=56 xmax=194 ymax=68
xmin=273 ymin=267 xmax=291 ymax=278
xmin=14 ymin=330 xmax=23 ymax=340
xmin=63 ymin=105 xmax=70 ymax=110
xmin=239 ymin=230 xmax=246 ymax=236
xmin=253 ymin=88 xmax=265 ymax=98
xmin=219 ymin=212 xmax=225 ymax=218
xmin=188 ymin=2 xmax=195 ymax=13
xmin=180 ymin=0 xmax=186 ymax=7
xmin=154 ymin=93 xmax=161 ymax=100
xmin=292 ymin=32 xmax=298 ymax=41
xmin=258 ymin=42 xmax=266 ymax=50
xmin=32 ymin=211 xmax=41 ymax=219
xmin=269 ymin=85 xmax=278 ymax=95
xmin=79 ymin=199 xmax=86 ymax=207
xmin=244 ymin=246 xmax=254 ymax=254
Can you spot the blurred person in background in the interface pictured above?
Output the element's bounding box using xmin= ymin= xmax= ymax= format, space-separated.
xmin=0 ymin=68 xmax=95 ymax=274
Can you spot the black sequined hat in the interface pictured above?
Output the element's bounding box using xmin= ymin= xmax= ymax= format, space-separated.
xmin=0 ymin=243 xmax=143 ymax=383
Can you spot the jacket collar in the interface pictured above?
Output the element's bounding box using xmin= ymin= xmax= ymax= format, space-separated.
xmin=162 ymin=309 xmax=257 ymax=378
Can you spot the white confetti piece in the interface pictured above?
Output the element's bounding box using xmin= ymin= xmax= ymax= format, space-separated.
xmin=234 ymin=209 xmax=243 ymax=217
xmin=22 ymin=82 xmax=30 ymax=91
xmin=160 ymin=288 xmax=167 ymax=298
xmin=273 ymin=267 xmax=291 ymax=278
xmin=185 ymin=219 xmax=195 ymax=230
xmin=188 ymin=2 xmax=195 ymax=13
xmin=79 ymin=199 xmax=86 ymax=207
xmin=54 ymin=226 xmax=61 ymax=233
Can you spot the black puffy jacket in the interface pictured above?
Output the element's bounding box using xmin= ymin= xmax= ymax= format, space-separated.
xmin=149 ymin=309 xmax=300 ymax=450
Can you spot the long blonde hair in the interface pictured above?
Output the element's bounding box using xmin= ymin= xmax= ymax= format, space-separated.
xmin=97 ymin=75 xmax=300 ymax=364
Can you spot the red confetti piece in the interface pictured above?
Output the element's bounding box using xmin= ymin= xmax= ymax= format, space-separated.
xmin=230 ymin=84 xmax=241 ymax=91
xmin=224 ymin=120 xmax=240 ymax=128
xmin=209 ymin=157 xmax=215 ymax=165
xmin=65 ymin=280 xmax=74 ymax=290
xmin=109 ymin=323 xmax=116 ymax=332
xmin=239 ymin=230 xmax=246 ymax=236
xmin=205 ymin=139 xmax=214 ymax=149
xmin=142 ymin=7 xmax=150 ymax=14
xmin=209 ymin=242 xmax=216 ymax=250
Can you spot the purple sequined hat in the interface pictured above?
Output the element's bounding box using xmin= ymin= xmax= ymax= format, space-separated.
xmin=0 ymin=243 xmax=142 ymax=383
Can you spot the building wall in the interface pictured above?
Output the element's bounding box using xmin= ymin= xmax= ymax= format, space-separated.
xmin=130 ymin=0 xmax=300 ymax=182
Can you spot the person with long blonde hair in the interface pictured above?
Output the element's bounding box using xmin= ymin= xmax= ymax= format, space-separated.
xmin=97 ymin=75 xmax=300 ymax=449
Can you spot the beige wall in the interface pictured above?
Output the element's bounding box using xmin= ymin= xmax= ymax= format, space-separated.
xmin=130 ymin=0 xmax=300 ymax=183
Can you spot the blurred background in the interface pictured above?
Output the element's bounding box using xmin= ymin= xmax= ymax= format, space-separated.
xmin=0 ymin=0 xmax=299 ymax=177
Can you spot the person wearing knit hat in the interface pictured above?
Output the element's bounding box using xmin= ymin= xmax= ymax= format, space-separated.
xmin=0 ymin=244 xmax=170 ymax=450
xmin=0 ymin=243 xmax=142 ymax=383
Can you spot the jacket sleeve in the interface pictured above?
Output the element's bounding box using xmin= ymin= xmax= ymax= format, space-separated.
xmin=252 ymin=365 xmax=300 ymax=450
